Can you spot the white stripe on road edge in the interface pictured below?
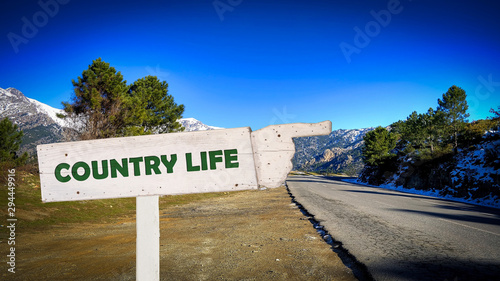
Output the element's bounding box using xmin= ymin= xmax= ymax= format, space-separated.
xmin=438 ymin=218 xmax=500 ymax=237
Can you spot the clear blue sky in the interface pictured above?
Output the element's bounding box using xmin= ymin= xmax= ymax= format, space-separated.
xmin=1 ymin=0 xmax=499 ymax=130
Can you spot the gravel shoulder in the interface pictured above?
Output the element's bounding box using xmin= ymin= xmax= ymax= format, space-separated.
xmin=4 ymin=186 xmax=356 ymax=280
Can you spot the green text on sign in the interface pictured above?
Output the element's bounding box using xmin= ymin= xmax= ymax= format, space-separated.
xmin=54 ymin=149 xmax=239 ymax=183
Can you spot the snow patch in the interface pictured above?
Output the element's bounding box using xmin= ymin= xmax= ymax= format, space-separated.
xmin=0 ymin=87 xmax=13 ymax=97
xmin=27 ymin=98 xmax=69 ymax=127
xmin=179 ymin=118 xmax=222 ymax=131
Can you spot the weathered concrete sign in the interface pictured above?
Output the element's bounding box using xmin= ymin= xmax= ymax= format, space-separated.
xmin=37 ymin=121 xmax=331 ymax=202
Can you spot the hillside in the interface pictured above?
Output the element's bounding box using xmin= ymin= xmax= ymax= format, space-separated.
xmin=358 ymin=129 xmax=500 ymax=208
xmin=0 ymin=87 xmax=67 ymax=154
xmin=292 ymin=128 xmax=373 ymax=176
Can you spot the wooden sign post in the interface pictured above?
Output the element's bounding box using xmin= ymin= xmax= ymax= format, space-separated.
xmin=37 ymin=121 xmax=331 ymax=280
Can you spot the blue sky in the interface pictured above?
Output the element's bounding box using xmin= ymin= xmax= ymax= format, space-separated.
xmin=1 ymin=0 xmax=499 ymax=130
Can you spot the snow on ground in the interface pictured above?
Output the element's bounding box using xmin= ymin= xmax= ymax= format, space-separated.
xmin=341 ymin=178 xmax=500 ymax=209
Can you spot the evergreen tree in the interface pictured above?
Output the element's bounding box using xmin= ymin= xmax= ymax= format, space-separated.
xmin=490 ymin=106 xmax=500 ymax=131
xmin=62 ymin=58 xmax=130 ymax=140
xmin=490 ymin=106 xmax=500 ymax=119
xmin=405 ymin=111 xmax=427 ymax=150
xmin=421 ymin=108 xmax=445 ymax=156
xmin=0 ymin=118 xmax=28 ymax=165
xmin=127 ymin=75 xmax=184 ymax=135
xmin=362 ymin=126 xmax=397 ymax=166
xmin=61 ymin=59 xmax=185 ymax=140
xmin=437 ymin=85 xmax=469 ymax=153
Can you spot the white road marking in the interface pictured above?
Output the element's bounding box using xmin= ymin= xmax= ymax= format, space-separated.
xmin=374 ymin=200 xmax=396 ymax=208
xmin=438 ymin=218 xmax=500 ymax=237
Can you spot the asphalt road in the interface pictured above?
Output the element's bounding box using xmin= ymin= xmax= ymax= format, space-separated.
xmin=286 ymin=175 xmax=500 ymax=281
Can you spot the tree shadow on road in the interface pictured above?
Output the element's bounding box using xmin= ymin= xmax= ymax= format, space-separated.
xmin=390 ymin=208 xmax=500 ymax=227
xmin=374 ymin=257 xmax=500 ymax=281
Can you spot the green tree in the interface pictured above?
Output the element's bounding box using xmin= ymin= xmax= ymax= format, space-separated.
xmin=404 ymin=111 xmax=427 ymax=150
xmin=460 ymin=119 xmax=497 ymax=146
xmin=490 ymin=106 xmax=500 ymax=119
xmin=126 ymin=75 xmax=184 ymax=135
xmin=421 ymin=108 xmax=446 ymax=156
xmin=437 ymin=85 xmax=469 ymax=153
xmin=391 ymin=108 xmax=446 ymax=159
xmin=0 ymin=118 xmax=28 ymax=165
xmin=490 ymin=106 xmax=500 ymax=131
xmin=61 ymin=59 xmax=185 ymax=140
xmin=62 ymin=58 xmax=130 ymax=140
xmin=362 ymin=126 xmax=397 ymax=166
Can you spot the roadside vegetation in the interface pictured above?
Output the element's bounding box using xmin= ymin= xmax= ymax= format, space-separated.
xmin=360 ymin=85 xmax=500 ymax=200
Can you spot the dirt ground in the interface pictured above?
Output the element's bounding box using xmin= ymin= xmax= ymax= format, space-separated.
xmin=3 ymin=186 xmax=356 ymax=280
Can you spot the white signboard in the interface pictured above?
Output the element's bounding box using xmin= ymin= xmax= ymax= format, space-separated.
xmin=38 ymin=121 xmax=331 ymax=202
xmin=38 ymin=127 xmax=257 ymax=202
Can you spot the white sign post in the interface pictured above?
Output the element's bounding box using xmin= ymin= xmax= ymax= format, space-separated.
xmin=136 ymin=195 xmax=160 ymax=280
xmin=37 ymin=121 xmax=331 ymax=280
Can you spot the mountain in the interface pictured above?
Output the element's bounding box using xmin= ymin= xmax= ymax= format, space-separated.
xmin=0 ymin=88 xmax=67 ymax=128
xmin=179 ymin=118 xmax=222 ymax=131
xmin=292 ymin=128 xmax=374 ymax=176
xmin=0 ymin=87 xmax=68 ymax=155
xmin=0 ymin=87 xmax=221 ymax=155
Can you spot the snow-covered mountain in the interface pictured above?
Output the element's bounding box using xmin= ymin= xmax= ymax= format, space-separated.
xmin=1 ymin=87 xmax=68 ymax=154
xmin=0 ymin=87 xmax=221 ymax=154
xmin=179 ymin=117 xmax=222 ymax=131
xmin=0 ymin=87 xmax=68 ymax=129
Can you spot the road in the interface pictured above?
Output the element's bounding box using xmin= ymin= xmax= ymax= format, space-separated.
xmin=287 ymin=175 xmax=500 ymax=281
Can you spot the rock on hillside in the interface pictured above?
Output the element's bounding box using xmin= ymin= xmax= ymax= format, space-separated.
xmin=292 ymin=128 xmax=374 ymax=176
xmin=0 ymin=87 xmax=68 ymax=154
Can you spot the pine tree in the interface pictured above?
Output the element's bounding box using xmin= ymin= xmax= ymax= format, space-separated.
xmin=421 ymin=108 xmax=445 ymax=157
xmin=437 ymin=85 xmax=469 ymax=153
xmin=0 ymin=118 xmax=28 ymax=165
xmin=62 ymin=58 xmax=129 ymax=140
xmin=490 ymin=106 xmax=500 ymax=119
xmin=489 ymin=106 xmax=500 ymax=131
xmin=127 ymin=75 xmax=184 ymax=135
xmin=362 ymin=126 xmax=397 ymax=166
xmin=60 ymin=59 xmax=185 ymax=140
xmin=405 ymin=111 xmax=427 ymax=150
